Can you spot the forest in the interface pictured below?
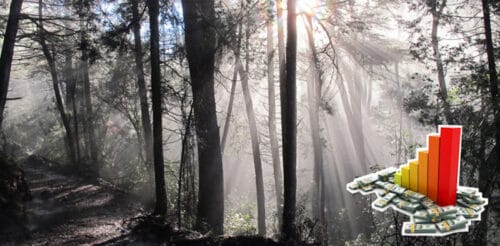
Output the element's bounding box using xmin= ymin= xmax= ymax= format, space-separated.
xmin=0 ymin=0 xmax=498 ymax=245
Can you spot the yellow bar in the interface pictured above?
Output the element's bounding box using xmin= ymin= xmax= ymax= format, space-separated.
xmin=418 ymin=150 xmax=429 ymax=195
xmin=409 ymin=160 xmax=419 ymax=192
xmin=394 ymin=171 xmax=402 ymax=186
xmin=401 ymin=165 xmax=410 ymax=189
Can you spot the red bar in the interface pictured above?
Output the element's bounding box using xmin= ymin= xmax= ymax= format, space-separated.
xmin=437 ymin=126 xmax=462 ymax=206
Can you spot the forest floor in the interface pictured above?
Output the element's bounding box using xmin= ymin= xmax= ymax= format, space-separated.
xmin=0 ymin=156 xmax=145 ymax=245
xmin=0 ymin=157 xmax=280 ymax=246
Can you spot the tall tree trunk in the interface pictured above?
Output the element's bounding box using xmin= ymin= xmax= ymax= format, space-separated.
xmin=220 ymin=23 xmax=242 ymax=155
xmin=63 ymin=0 xmax=80 ymax=166
xmin=430 ymin=0 xmax=452 ymax=123
xmin=220 ymin=67 xmax=237 ymax=155
xmin=481 ymin=0 xmax=499 ymax=164
xmin=181 ymin=0 xmax=224 ymax=235
xmin=276 ymin=0 xmax=286 ymax=100
xmin=0 ymin=0 xmax=23 ymax=128
xmin=131 ymin=0 xmax=154 ymax=177
xmin=478 ymin=0 xmax=499 ymax=243
xmin=395 ymin=62 xmax=402 ymax=165
xmin=38 ymin=0 xmax=77 ymax=165
xmin=234 ymin=21 xmax=266 ymax=236
xmin=147 ymin=0 xmax=168 ymax=216
xmin=281 ymin=0 xmax=297 ymax=242
xmin=63 ymin=55 xmax=78 ymax=160
xmin=78 ymin=4 xmax=98 ymax=171
xmin=351 ymin=71 xmax=366 ymax=166
xmin=178 ymin=106 xmax=193 ymax=227
xmin=267 ymin=0 xmax=283 ymax=228
xmin=305 ymin=14 xmax=325 ymax=227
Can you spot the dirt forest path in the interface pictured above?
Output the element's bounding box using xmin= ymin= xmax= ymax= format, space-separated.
xmin=2 ymin=157 xmax=145 ymax=245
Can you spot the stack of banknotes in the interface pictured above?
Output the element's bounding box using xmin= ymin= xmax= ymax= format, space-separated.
xmin=346 ymin=167 xmax=488 ymax=236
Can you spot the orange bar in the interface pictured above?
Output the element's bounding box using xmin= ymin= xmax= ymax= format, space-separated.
xmin=409 ymin=160 xmax=418 ymax=191
xmin=427 ymin=134 xmax=440 ymax=202
xmin=418 ymin=150 xmax=428 ymax=195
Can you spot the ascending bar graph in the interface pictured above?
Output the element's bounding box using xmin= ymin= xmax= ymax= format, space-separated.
xmin=394 ymin=126 xmax=462 ymax=206
xmin=346 ymin=124 xmax=487 ymax=237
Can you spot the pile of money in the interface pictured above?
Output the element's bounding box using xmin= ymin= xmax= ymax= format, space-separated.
xmin=352 ymin=174 xmax=379 ymax=192
xmin=457 ymin=188 xmax=486 ymax=213
xmin=347 ymin=167 xmax=488 ymax=236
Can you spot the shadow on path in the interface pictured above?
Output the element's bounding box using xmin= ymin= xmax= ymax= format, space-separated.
xmin=1 ymin=157 xmax=144 ymax=245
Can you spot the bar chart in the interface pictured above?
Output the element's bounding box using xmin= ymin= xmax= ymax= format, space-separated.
xmin=394 ymin=125 xmax=462 ymax=206
xmin=346 ymin=124 xmax=488 ymax=236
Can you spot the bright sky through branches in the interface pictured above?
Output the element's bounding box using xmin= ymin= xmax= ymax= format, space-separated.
xmin=297 ymin=0 xmax=318 ymax=16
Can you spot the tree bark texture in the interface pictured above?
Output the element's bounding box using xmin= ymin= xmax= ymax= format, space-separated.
xmin=38 ymin=0 xmax=77 ymax=166
xmin=233 ymin=22 xmax=266 ymax=235
xmin=220 ymin=23 xmax=242 ymax=155
xmin=0 ymin=0 xmax=24 ymax=127
xmin=181 ymin=0 xmax=224 ymax=235
xmin=267 ymin=0 xmax=284 ymax=229
xmin=305 ymin=14 xmax=325 ymax=226
xmin=78 ymin=4 xmax=99 ymax=170
xmin=131 ymin=0 xmax=154 ymax=177
xmin=147 ymin=0 xmax=168 ymax=216
xmin=478 ymin=0 xmax=499 ymax=244
xmin=281 ymin=0 xmax=297 ymax=242
xmin=430 ymin=0 xmax=452 ymax=123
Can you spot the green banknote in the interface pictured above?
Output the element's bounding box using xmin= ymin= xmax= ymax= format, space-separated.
xmin=420 ymin=197 xmax=436 ymax=209
xmin=457 ymin=207 xmax=478 ymax=219
xmin=390 ymin=185 xmax=406 ymax=195
xmin=456 ymin=189 xmax=476 ymax=199
xmin=374 ymin=181 xmax=386 ymax=189
xmin=404 ymin=223 xmax=438 ymax=234
xmin=348 ymin=182 xmax=360 ymax=190
xmin=361 ymin=185 xmax=374 ymax=192
xmin=357 ymin=175 xmax=379 ymax=186
xmin=382 ymin=192 xmax=397 ymax=202
xmin=378 ymin=168 xmax=396 ymax=181
xmin=396 ymin=200 xmax=420 ymax=212
xmin=373 ymin=197 xmax=390 ymax=208
xmin=426 ymin=206 xmax=457 ymax=219
xmin=402 ymin=190 xmax=425 ymax=201
xmin=436 ymin=216 xmax=468 ymax=233
xmin=462 ymin=196 xmax=486 ymax=205
xmin=457 ymin=199 xmax=482 ymax=212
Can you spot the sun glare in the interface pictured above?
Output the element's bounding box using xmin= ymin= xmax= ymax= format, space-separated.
xmin=296 ymin=0 xmax=318 ymax=16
